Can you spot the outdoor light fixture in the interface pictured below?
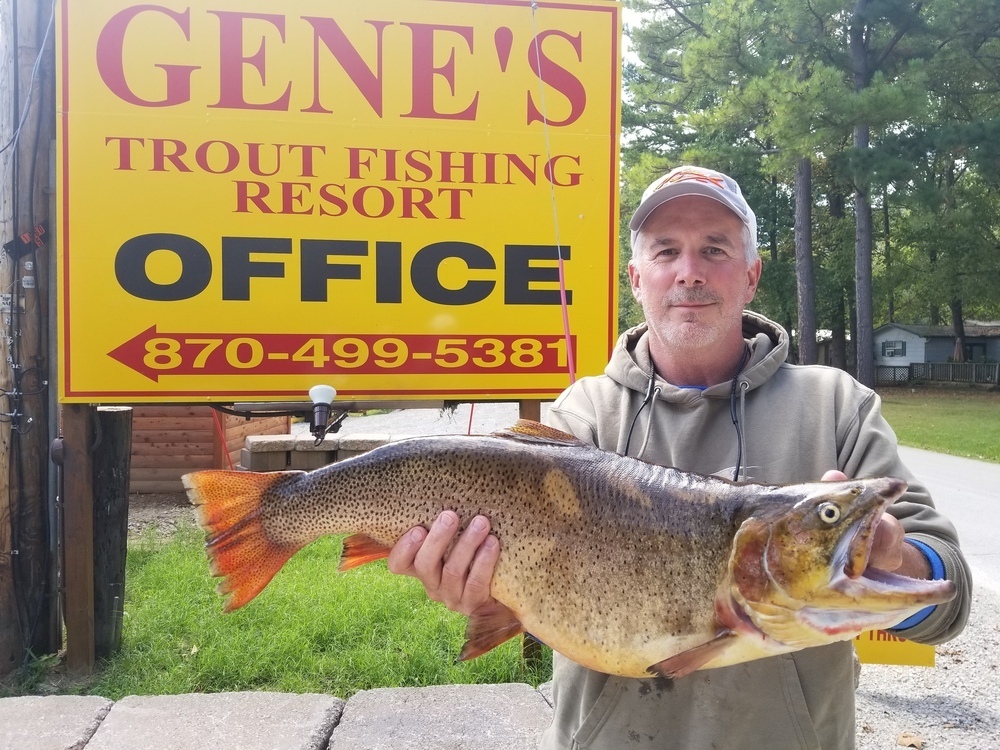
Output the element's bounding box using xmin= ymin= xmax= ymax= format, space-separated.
xmin=308 ymin=384 xmax=340 ymax=442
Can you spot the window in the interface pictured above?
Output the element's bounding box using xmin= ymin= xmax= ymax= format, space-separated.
xmin=882 ymin=340 xmax=906 ymax=357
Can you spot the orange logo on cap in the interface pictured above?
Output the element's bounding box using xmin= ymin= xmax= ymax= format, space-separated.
xmin=656 ymin=168 xmax=728 ymax=192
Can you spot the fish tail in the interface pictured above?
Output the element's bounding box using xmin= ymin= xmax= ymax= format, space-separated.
xmin=183 ymin=470 xmax=307 ymax=612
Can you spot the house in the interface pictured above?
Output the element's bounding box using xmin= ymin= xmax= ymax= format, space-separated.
xmin=873 ymin=323 xmax=1000 ymax=367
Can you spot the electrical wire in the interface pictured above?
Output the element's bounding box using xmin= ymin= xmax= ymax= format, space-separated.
xmin=0 ymin=0 xmax=54 ymax=161
xmin=3 ymin=0 xmax=58 ymax=665
xmin=529 ymin=2 xmax=576 ymax=385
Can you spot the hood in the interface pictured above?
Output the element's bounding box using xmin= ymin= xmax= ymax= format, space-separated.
xmin=606 ymin=310 xmax=790 ymax=403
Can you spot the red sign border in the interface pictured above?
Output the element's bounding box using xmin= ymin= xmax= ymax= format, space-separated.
xmin=58 ymin=0 xmax=622 ymax=402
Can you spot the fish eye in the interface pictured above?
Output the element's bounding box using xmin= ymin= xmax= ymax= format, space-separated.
xmin=818 ymin=503 xmax=841 ymax=524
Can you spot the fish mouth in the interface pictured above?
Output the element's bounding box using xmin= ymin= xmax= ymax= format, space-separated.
xmin=841 ymin=477 xmax=906 ymax=580
xmin=829 ymin=477 xmax=956 ymax=610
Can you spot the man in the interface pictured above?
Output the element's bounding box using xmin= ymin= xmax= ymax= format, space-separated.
xmin=388 ymin=166 xmax=972 ymax=749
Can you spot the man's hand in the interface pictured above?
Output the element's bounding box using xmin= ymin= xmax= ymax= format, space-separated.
xmin=386 ymin=511 xmax=500 ymax=616
xmin=820 ymin=470 xmax=931 ymax=579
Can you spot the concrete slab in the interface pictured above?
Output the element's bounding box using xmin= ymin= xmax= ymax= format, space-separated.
xmin=84 ymin=692 xmax=344 ymax=750
xmin=245 ymin=435 xmax=297 ymax=452
xmin=328 ymin=683 xmax=552 ymax=750
xmin=0 ymin=695 xmax=112 ymax=750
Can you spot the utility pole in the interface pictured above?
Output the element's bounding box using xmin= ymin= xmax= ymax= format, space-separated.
xmin=0 ymin=0 xmax=58 ymax=675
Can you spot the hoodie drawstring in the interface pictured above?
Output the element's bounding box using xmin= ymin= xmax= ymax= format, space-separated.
xmin=623 ymin=374 xmax=660 ymax=458
xmin=737 ymin=380 xmax=750 ymax=481
xmin=636 ymin=384 xmax=661 ymax=460
xmin=729 ymin=344 xmax=751 ymax=481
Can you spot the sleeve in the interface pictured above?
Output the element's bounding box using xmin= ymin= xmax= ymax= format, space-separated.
xmin=545 ymin=381 xmax=600 ymax=445
xmin=837 ymin=387 xmax=972 ymax=645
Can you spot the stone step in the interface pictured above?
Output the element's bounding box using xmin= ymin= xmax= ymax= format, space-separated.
xmin=0 ymin=684 xmax=553 ymax=750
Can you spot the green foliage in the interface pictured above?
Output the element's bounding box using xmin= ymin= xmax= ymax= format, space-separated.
xmin=622 ymin=0 xmax=1000 ymax=341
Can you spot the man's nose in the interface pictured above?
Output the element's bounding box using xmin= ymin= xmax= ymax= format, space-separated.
xmin=674 ymin=252 xmax=706 ymax=285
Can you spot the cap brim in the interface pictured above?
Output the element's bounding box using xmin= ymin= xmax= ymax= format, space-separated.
xmin=629 ymin=182 xmax=748 ymax=233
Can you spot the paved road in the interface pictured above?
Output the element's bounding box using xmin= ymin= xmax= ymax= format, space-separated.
xmin=899 ymin=445 xmax=1000 ymax=593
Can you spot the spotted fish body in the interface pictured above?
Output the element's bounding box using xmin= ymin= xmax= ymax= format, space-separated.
xmin=185 ymin=421 xmax=956 ymax=679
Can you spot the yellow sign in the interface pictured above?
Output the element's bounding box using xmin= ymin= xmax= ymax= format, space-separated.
xmin=56 ymin=0 xmax=622 ymax=403
xmin=855 ymin=630 xmax=935 ymax=667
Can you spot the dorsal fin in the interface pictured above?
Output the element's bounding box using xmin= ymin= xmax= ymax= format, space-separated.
xmin=490 ymin=419 xmax=586 ymax=447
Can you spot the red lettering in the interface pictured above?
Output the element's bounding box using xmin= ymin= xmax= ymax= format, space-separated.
xmin=545 ymin=154 xmax=582 ymax=187
xmin=348 ymin=147 xmax=378 ymax=179
xmin=96 ymin=5 xmax=198 ymax=107
xmin=404 ymin=150 xmax=433 ymax=182
xmin=209 ymin=11 xmax=291 ymax=111
xmin=438 ymin=187 xmax=472 ymax=219
xmin=105 ymin=136 xmax=144 ymax=170
xmin=401 ymin=187 xmax=435 ymax=218
xmin=281 ymin=182 xmax=314 ymax=214
xmin=527 ymin=30 xmax=586 ymax=127
xmin=287 ymin=144 xmax=324 ymax=178
xmin=153 ymin=138 xmax=191 ymax=172
xmin=402 ymin=23 xmax=479 ymax=121
xmin=318 ymin=184 xmax=349 ymax=217
xmin=353 ymin=185 xmax=394 ymax=218
xmin=246 ymin=143 xmax=282 ymax=177
xmin=195 ymin=140 xmax=240 ymax=174
xmin=440 ymin=151 xmax=476 ymax=183
xmin=302 ymin=17 xmax=390 ymax=116
xmin=235 ymin=181 xmax=274 ymax=213
xmin=505 ymin=154 xmax=539 ymax=184
xmin=382 ymin=149 xmax=401 ymax=181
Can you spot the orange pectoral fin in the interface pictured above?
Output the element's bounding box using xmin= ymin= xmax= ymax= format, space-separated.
xmin=338 ymin=534 xmax=393 ymax=571
xmin=647 ymin=630 xmax=738 ymax=680
xmin=458 ymin=601 xmax=525 ymax=661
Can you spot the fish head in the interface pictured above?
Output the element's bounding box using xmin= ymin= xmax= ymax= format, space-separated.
xmin=728 ymin=477 xmax=957 ymax=647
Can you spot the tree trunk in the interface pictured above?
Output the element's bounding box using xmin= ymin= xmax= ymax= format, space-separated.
xmin=831 ymin=288 xmax=848 ymax=370
xmin=854 ymin=173 xmax=875 ymax=388
xmin=850 ymin=0 xmax=875 ymax=388
xmin=883 ymin=191 xmax=894 ymax=323
xmin=950 ymin=299 xmax=966 ymax=362
xmin=794 ymin=158 xmax=817 ymax=364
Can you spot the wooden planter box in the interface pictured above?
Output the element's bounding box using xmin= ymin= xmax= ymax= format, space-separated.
xmin=130 ymin=406 xmax=291 ymax=493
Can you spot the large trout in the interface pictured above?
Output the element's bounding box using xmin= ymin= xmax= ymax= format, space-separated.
xmin=184 ymin=420 xmax=955 ymax=679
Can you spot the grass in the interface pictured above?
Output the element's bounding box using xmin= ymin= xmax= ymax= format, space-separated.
xmin=878 ymin=387 xmax=1000 ymax=463
xmin=6 ymin=524 xmax=551 ymax=699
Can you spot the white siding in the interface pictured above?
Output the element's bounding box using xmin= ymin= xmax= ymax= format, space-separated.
xmin=873 ymin=327 xmax=925 ymax=366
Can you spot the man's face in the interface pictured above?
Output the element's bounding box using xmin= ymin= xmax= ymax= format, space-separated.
xmin=628 ymin=195 xmax=762 ymax=351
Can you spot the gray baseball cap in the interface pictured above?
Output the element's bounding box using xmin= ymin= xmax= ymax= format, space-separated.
xmin=629 ymin=166 xmax=758 ymax=251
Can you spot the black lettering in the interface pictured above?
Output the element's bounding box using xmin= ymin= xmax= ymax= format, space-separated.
xmin=221 ymin=237 xmax=291 ymax=300
xmin=114 ymin=233 xmax=211 ymax=301
xmin=375 ymin=241 xmax=402 ymax=303
xmin=300 ymin=240 xmax=367 ymax=302
xmin=504 ymin=244 xmax=572 ymax=305
xmin=411 ymin=242 xmax=495 ymax=305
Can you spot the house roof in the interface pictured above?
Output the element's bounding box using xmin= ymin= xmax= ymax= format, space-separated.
xmin=876 ymin=323 xmax=1000 ymax=338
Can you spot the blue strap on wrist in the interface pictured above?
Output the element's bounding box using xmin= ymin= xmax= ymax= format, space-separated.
xmin=890 ymin=538 xmax=946 ymax=631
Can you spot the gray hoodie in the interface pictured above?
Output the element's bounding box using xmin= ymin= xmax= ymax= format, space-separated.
xmin=539 ymin=311 xmax=971 ymax=750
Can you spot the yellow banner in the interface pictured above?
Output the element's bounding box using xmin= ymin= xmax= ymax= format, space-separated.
xmin=57 ymin=0 xmax=622 ymax=403
xmin=855 ymin=630 xmax=935 ymax=667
